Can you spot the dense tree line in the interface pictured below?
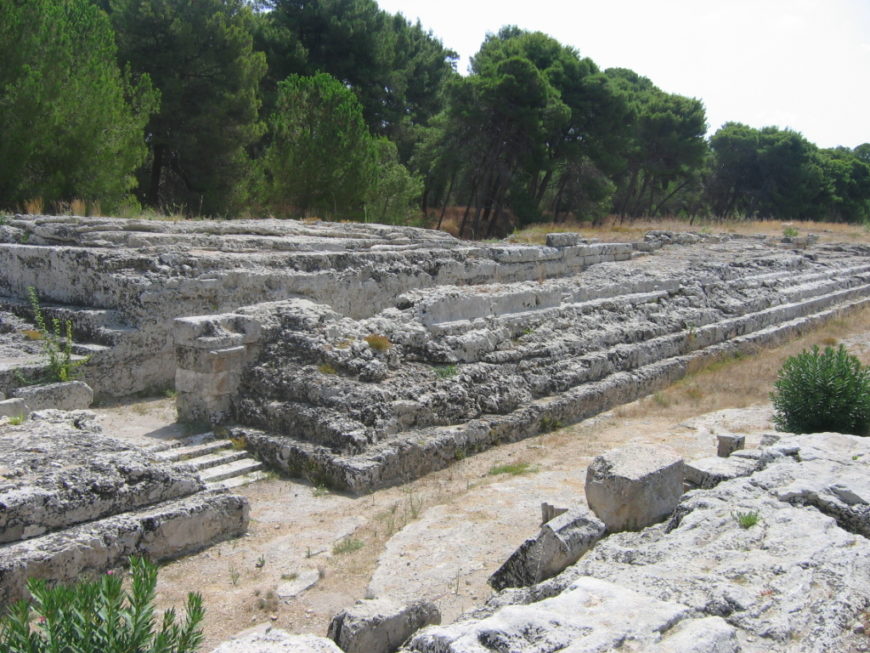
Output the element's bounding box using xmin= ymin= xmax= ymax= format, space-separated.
xmin=2 ymin=0 xmax=869 ymax=230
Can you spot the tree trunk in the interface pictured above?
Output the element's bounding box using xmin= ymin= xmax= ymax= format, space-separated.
xmin=148 ymin=144 xmax=164 ymax=208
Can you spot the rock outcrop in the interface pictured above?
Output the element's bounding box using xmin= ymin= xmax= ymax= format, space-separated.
xmin=404 ymin=432 xmax=870 ymax=652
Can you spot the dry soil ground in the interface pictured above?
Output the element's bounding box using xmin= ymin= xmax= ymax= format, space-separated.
xmin=92 ymin=306 xmax=870 ymax=650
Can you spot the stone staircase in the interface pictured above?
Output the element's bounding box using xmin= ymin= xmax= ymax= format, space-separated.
xmin=152 ymin=435 xmax=268 ymax=490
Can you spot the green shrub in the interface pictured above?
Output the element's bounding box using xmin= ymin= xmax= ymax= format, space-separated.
xmin=0 ymin=557 xmax=204 ymax=653
xmin=771 ymin=344 xmax=870 ymax=435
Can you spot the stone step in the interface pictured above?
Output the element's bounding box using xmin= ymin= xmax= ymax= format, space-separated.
xmin=179 ymin=449 xmax=250 ymax=472
xmin=207 ymin=469 xmax=271 ymax=491
xmin=155 ymin=438 xmax=232 ymax=462
xmin=146 ymin=431 xmax=218 ymax=454
xmin=237 ymin=293 xmax=870 ymax=494
xmin=199 ymin=458 xmax=264 ymax=484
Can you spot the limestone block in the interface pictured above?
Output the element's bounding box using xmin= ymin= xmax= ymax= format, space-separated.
xmin=328 ymin=598 xmax=440 ymax=653
xmin=585 ymin=445 xmax=684 ymax=532
xmin=0 ymin=398 xmax=27 ymax=418
xmin=684 ymin=455 xmax=759 ymax=489
xmin=212 ymin=630 xmax=341 ymax=653
xmin=717 ymin=433 xmax=745 ymax=457
xmin=489 ymin=507 xmax=605 ymax=590
xmin=545 ymin=232 xmax=584 ymax=248
xmin=12 ymin=381 xmax=93 ymax=411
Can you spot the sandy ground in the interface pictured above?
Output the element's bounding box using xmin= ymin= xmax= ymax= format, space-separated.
xmin=89 ymin=321 xmax=869 ymax=650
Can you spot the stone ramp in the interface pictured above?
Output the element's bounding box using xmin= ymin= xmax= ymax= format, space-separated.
xmin=0 ymin=412 xmax=249 ymax=607
xmin=220 ymin=245 xmax=870 ymax=493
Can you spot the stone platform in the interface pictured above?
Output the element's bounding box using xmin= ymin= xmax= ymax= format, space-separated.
xmin=0 ymin=410 xmax=248 ymax=606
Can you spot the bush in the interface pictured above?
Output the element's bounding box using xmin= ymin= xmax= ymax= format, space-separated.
xmin=771 ymin=344 xmax=870 ymax=435
xmin=0 ymin=557 xmax=204 ymax=653
xmin=26 ymin=287 xmax=88 ymax=383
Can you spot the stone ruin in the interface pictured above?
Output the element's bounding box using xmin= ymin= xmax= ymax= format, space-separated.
xmin=1 ymin=214 xmax=870 ymax=647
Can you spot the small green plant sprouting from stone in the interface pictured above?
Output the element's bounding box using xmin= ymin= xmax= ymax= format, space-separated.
xmin=539 ymin=416 xmax=563 ymax=433
xmin=434 ymin=364 xmax=457 ymax=379
xmin=488 ymin=461 xmax=539 ymax=476
xmin=332 ymin=538 xmax=364 ymax=555
xmin=164 ymin=387 xmax=177 ymax=399
xmin=255 ymin=555 xmax=266 ymax=569
xmin=364 ymin=334 xmax=391 ymax=352
xmin=26 ymin=286 xmax=89 ymax=383
xmin=312 ymin=483 xmax=330 ymax=497
xmin=733 ymin=510 xmax=760 ymax=529
xmin=229 ymin=564 xmax=240 ymax=586
xmin=229 ymin=436 xmax=247 ymax=451
xmin=454 ymin=447 xmax=467 ymax=461
xmin=7 ymin=414 xmax=26 ymax=426
xmin=783 ymin=226 xmax=799 ymax=239
xmin=686 ymin=322 xmax=698 ymax=341
xmin=280 ymin=572 xmax=298 ymax=582
xmin=318 ymin=362 xmax=337 ymax=375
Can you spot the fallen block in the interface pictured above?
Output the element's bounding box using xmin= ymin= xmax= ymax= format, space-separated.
xmin=717 ymin=433 xmax=746 ymax=457
xmin=489 ymin=507 xmax=605 ymax=590
xmin=0 ymin=398 xmax=27 ymax=419
xmin=585 ymin=444 xmax=684 ymax=532
xmin=328 ymin=598 xmax=440 ymax=653
xmin=13 ymin=380 xmax=93 ymax=411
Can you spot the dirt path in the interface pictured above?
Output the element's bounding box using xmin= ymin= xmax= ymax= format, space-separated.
xmin=90 ymin=316 xmax=870 ymax=650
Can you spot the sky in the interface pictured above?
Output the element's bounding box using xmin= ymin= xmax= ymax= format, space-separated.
xmin=375 ymin=0 xmax=870 ymax=149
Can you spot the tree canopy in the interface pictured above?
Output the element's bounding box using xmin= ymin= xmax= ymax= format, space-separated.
xmin=3 ymin=3 xmax=869 ymax=227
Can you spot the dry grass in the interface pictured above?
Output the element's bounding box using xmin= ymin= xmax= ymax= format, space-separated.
xmin=615 ymin=306 xmax=870 ymax=423
xmin=490 ymin=216 xmax=870 ymax=246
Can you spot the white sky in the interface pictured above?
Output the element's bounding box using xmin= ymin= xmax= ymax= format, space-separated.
xmin=375 ymin=0 xmax=870 ymax=149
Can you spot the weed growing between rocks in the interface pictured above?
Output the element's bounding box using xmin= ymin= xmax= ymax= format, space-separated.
xmin=0 ymin=557 xmax=204 ymax=653
xmin=733 ymin=510 xmax=760 ymax=529
xmin=364 ymin=334 xmax=391 ymax=352
xmin=22 ymin=287 xmax=88 ymax=384
xmin=333 ymin=538 xmax=364 ymax=555
xmin=772 ymin=344 xmax=870 ymax=435
xmin=7 ymin=415 xmax=26 ymax=426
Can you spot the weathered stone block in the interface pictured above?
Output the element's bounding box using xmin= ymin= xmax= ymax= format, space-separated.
xmin=717 ymin=433 xmax=745 ymax=457
xmin=585 ymin=445 xmax=684 ymax=532
xmin=545 ymin=232 xmax=584 ymax=248
xmin=489 ymin=507 xmax=605 ymax=590
xmin=684 ymin=455 xmax=759 ymax=489
xmin=212 ymin=629 xmax=342 ymax=653
xmin=12 ymin=381 xmax=93 ymax=411
xmin=0 ymin=398 xmax=27 ymax=418
xmin=328 ymin=598 xmax=440 ymax=653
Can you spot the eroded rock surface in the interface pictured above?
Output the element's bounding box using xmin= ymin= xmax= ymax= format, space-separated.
xmin=0 ymin=410 xmax=249 ymax=606
xmin=405 ymin=432 xmax=870 ymax=652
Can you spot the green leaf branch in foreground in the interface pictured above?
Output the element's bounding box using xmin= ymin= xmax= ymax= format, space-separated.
xmin=0 ymin=557 xmax=204 ymax=653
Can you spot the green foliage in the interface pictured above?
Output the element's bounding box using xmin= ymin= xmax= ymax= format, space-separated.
xmin=434 ymin=364 xmax=458 ymax=379
xmin=7 ymin=415 xmax=26 ymax=426
xmin=27 ymin=287 xmax=89 ymax=384
xmin=0 ymin=557 xmax=204 ymax=653
xmin=782 ymin=226 xmax=799 ymax=238
xmin=108 ymin=0 xmax=266 ymax=215
xmin=262 ymin=73 xmax=376 ymax=218
xmin=539 ymin=416 xmax=564 ymax=432
xmin=0 ymin=0 xmax=156 ymax=211
xmin=733 ymin=510 xmax=760 ymax=529
xmin=771 ymin=345 xmax=870 ymax=435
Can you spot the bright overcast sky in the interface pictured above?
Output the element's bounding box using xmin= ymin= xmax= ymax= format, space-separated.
xmin=375 ymin=0 xmax=870 ymax=149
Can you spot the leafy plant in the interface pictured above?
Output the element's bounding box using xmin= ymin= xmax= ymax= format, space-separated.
xmin=434 ymin=364 xmax=457 ymax=379
xmin=771 ymin=345 xmax=870 ymax=435
xmin=7 ymin=415 xmax=26 ymax=426
xmin=364 ymin=334 xmax=391 ymax=352
xmin=0 ymin=557 xmax=204 ymax=653
xmin=539 ymin=416 xmax=563 ymax=433
xmin=733 ymin=510 xmax=760 ymax=529
xmin=782 ymin=226 xmax=799 ymax=238
xmin=26 ymin=287 xmax=88 ymax=383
